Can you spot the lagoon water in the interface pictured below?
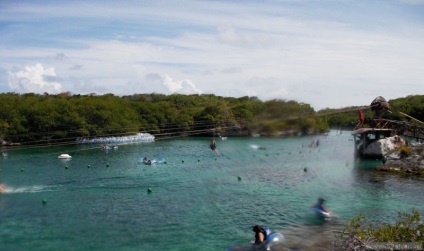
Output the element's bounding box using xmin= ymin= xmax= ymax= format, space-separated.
xmin=1 ymin=130 xmax=423 ymax=251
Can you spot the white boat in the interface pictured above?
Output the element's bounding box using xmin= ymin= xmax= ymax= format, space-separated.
xmin=58 ymin=154 xmax=72 ymax=159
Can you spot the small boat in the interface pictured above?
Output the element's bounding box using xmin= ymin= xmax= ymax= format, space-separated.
xmin=58 ymin=154 xmax=72 ymax=159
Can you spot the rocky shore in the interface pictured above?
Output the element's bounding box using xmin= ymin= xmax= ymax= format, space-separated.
xmin=377 ymin=143 xmax=424 ymax=175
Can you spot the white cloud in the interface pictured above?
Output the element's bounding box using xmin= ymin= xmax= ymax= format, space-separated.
xmin=8 ymin=64 xmax=62 ymax=94
xmin=163 ymin=74 xmax=202 ymax=95
xmin=1 ymin=1 xmax=424 ymax=110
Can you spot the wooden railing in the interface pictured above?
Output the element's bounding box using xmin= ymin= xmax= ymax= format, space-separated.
xmin=372 ymin=119 xmax=424 ymax=140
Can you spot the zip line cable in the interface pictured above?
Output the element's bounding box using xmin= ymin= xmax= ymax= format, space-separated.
xmin=1 ymin=104 xmax=370 ymax=143
xmin=3 ymin=102 xmax=422 ymax=168
xmin=0 ymin=125 xmax=241 ymax=162
xmin=1 ymin=124 xmax=241 ymax=154
xmin=2 ymin=119 xmax=238 ymax=147
xmin=1 ymin=104 xmax=370 ymax=144
xmin=399 ymin=112 xmax=424 ymax=126
xmin=1 ymin=119 xmax=225 ymax=139
xmin=0 ymin=105 xmax=373 ymax=160
xmin=1 ymin=105 xmax=371 ymax=153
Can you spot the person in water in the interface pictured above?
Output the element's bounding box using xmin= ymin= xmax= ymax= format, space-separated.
xmin=252 ymin=225 xmax=266 ymax=245
xmin=313 ymin=197 xmax=332 ymax=215
xmin=143 ymin=157 xmax=152 ymax=165
xmin=210 ymin=139 xmax=220 ymax=155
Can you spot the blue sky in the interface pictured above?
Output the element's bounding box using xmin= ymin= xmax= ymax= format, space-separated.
xmin=1 ymin=0 xmax=424 ymax=110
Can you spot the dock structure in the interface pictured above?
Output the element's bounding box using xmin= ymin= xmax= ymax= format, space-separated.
xmin=351 ymin=126 xmax=393 ymax=159
xmin=352 ymin=118 xmax=424 ymax=159
xmin=372 ymin=119 xmax=424 ymax=140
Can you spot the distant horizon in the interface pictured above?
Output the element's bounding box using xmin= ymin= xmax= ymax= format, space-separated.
xmin=1 ymin=0 xmax=423 ymax=110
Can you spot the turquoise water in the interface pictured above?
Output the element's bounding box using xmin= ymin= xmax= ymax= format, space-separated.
xmin=1 ymin=131 xmax=423 ymax=251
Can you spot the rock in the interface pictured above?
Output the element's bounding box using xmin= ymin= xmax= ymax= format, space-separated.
xmin=377 ymin=144 xmax=424 ymax=175
xmin=364 ymin=135 xmax=406 ymax=158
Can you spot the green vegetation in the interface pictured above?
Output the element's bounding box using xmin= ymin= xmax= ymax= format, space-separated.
xmin=386 ymin=95 xmax=424 ymax=123
xmin=400 ymin=145 xmax=412 ymax=159
xmin=0 ymin=93 xmax=328 ymax=144
xmin=333 ymin=209 xmax=424 ymax=251
xmin=318 ymin=106 xmax=373 ymax=129
xmin=2 ymin=93 xmax=423 ymax=144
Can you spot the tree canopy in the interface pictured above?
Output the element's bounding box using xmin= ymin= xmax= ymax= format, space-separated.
xmin=2 ymin=93 xmax=422 ymax=144
xmin=0 ymin=92 xmax=330 ymax=144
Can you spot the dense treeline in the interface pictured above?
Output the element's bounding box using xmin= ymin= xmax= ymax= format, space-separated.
xmin=0 ymin=92 xmax=328 ymax=144
xmin=385 ymin=95 xmax=424 ymax=122
xmin=2 ymin=93 xmax=421 ymax=144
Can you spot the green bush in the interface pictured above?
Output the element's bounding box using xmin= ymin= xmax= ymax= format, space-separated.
xmin=332 ymin=209 xmax=424 ymax=251
xmin=400 ymin=146 xmax=412 ymax=159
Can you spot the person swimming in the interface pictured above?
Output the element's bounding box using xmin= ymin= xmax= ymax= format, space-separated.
xmin=210 ymin=139 xmax=216 ymax=150
xmin=210 ymin=139 xmax=221 ymax=155
xmin=143 ymin=157 xmax=152 ymax=165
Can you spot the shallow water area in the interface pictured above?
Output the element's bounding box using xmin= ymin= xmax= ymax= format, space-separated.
xmin=1 ymin=130 xmax=423 ymax=250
